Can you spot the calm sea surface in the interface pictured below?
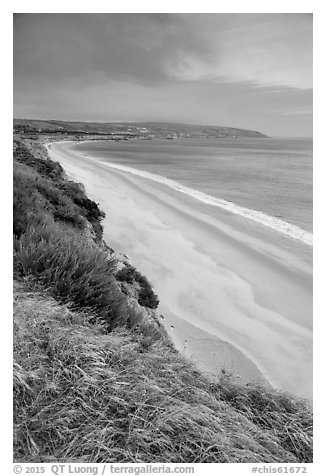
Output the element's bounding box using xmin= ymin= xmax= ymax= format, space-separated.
xmin=74 ymin=137 xmax=313 ymax=235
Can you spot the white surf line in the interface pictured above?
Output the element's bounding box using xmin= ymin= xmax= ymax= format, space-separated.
xmin=46 ymin=141 xmax=313 ymax=246
xmin=84 ymin=155 xmax=313 ymax=247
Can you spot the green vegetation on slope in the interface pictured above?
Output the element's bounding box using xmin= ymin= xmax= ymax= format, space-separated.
xmin=14 ymin=282 xmax=312 ymax=463
xmin=13 ymin=135 xmax=312 ymax=463
xmin=14 ymin=220 xmax=128 ymax=331
xmin=14 ymin=140 xmax=105 ymax=241
xmin=116 ymin=263 xmax=160 ymax=309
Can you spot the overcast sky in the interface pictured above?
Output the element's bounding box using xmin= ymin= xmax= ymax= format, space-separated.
xmin=13 ymin=13 xmax=312 ymax=137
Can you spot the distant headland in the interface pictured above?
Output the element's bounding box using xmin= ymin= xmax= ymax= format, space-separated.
xmin=13 ymin=118 xmax=268 ymax=141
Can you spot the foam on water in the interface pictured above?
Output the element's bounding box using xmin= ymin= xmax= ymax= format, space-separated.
xmin=84 ymin=154 xmax=313 ymax=247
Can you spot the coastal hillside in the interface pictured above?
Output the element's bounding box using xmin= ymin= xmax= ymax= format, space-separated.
xmin=13 ymin=118 xmax=268 ymax=139
xmin=13 ymin=133 xmax=312 ymax=463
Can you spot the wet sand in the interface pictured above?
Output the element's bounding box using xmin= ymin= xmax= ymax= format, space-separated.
xmin=47 ymin=140 xmax=313 ymax=399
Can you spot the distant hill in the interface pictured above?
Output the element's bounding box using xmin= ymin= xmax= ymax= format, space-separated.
xmin=13 ymin=118 xmax=268 ymax=139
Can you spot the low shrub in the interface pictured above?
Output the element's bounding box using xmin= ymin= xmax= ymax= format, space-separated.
xmin=14 ymin=143 xmax=105 ymax=241
xmin=34 ymin=179 xmax=87 ymax=228
xmin=58 ymin=181 xmax=105 ymax=241
xmin=116 ymin=264 xmax=159 ymax=309
xmin=58 ymin=181 xmax=105 ymax=222
xmin=14 ymin=141 xmax=64 ymax=180
xmin=138 ymin=285 xmax=159 ymax=309
xmin=13 ymin=163 xmax=87 ymax=236
xmin=115 ymin=265 xmax=135 ymax=283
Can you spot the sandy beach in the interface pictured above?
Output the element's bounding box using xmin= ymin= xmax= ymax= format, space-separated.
xmin=47 ymin=140 xmax=313 ymax=399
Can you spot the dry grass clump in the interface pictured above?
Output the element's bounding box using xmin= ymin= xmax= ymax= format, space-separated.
xmin=14 ymin=221 xmax=135 ymax=331
xmin=214 ymin=379 xmax=313 ymax=462
xmin=13 ymin=283 xmax=312 ymax=463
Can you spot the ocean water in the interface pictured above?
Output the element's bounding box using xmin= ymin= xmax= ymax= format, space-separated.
xmin=74 ymin=137 xmax=313 ymax=245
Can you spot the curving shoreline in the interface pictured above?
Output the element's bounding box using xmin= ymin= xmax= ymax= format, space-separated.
xmin=47 ymin=140 xmax=313 ymax=399
xmin=75 ymin=147 xmax=313 ymax=246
